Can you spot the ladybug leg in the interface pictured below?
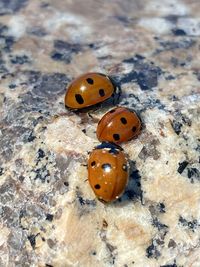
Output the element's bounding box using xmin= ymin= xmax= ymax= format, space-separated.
xmin=113 ymin=85 xmax=121 ymax=105
xmin=81 ymin=163 xmax=88 ymax=167
xmin=88 ymin=112 xmax=100 ymax=123
xmin=98 ymin=198 xmax=108 ymax=204
xmin=108 ymin=75 xmax=121 ymax=105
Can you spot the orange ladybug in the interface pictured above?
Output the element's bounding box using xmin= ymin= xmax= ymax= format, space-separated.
xmin=65 ymin=72 xmax=120 ymax=109
xmin=88 ymin=142 xmax=129 ymax=203
xmin=97 ymin=107 xmax=141 ymax=144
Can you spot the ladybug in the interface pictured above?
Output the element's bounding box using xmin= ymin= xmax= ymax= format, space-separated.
xmin=96 ymin=107 xmax=141 ymax=144
xmin=65 ymin=72 xmax=120 ymax=109
xmin=88 ymin=142 xmax=129 ymax=203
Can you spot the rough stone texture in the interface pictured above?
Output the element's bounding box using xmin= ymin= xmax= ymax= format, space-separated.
xmin=0 ymin=0 xmax=200 ymax=266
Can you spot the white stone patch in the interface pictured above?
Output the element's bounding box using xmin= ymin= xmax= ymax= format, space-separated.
xmin=44 ymin=116 xmax=97 ymax=157
xmin=138 ymin=18 xmax=173 ymax=34
xmin=44 ymin=11 xmax=92 ymax=42
xmin=145 ymin=0 xmax=189 ymax=16
xmin=177 ymin=18 xmax=200 ymax=36
xmin=8 ymin=15 xmax=28 ymax=39
xmin=180 ymin=93 xmax=200 ymax=106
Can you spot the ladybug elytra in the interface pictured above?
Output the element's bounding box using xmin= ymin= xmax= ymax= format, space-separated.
xmin=97 ymin=107 xmax=141 ymax=144
xmin=65 ymin=73 xmax=120 ymax=109
xmin=88 ymin=142 xmax=129 ymax=203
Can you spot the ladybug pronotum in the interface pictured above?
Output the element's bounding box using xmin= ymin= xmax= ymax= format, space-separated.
xmin=96 ymin=107 xmax=141 ymax=144
xmin=88 ymin=142 xmax=129 ymax=203
xmin=65 ymin=72 xmax=120 ymax=109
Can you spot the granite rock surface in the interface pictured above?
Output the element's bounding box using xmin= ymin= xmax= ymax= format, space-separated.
xmin=0 ymin=0 xmax=200 ymax=266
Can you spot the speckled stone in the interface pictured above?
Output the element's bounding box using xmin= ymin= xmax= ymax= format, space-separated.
xmin=0 ymin=0 xmax=200 ymax=266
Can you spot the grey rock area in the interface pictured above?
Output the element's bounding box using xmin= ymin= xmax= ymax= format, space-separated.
xmin=0 ymin=0 xmax=200 ymax=266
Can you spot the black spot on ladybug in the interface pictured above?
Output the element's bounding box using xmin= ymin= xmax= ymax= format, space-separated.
xmin=132 ymin=126 xmax=137 ymax=132
xmin=91 ymin=161 xmax=96 ymax=166
xmin=110 ymin=109 xmax=116 ymax=113
xmin=120 ymin=117 xmax=127 ymax=124
xmin=99 ymin=89 xmax=105 ymax=97
xmin=113 ymin=134 xmax=120 ymax=141
xmin=95 ymin=184 xmax=101 ymax=189
xmin=102 ymin=163 xmax=112 ymax=172
xmin=86 ymin=78 xmax=94 ymax=84
xmin=75 ymin=94 xmax=84 ymax=104
xmin=122 ymin=164 xmax=128 ymax=172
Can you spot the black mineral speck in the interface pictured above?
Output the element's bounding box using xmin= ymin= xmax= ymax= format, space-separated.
xmin=171 ymin=120 xmax=182 ymax=135
xmin=121 ymin=56 xmax=162 ymax=90
xmin=177 ymin=161 xmax=189 ymax=174
xmin=30 ymin=72 xmax=69 ymax=97
xmin=51 ymin=52 xmax=63 ymax=61
xmin=168 ymin=239 xmax=177 ymax=248
xmin=37 ymin=149 xmax=45 ymax=159
xmin=146 ymin=240 xmax=161 ymax=259
xmin=0 ymin=35 xmax=15 ymax=52
xmin=118 ymin=161 xmax=143 ymax=202
xmin=158 ymin=203 xmax=166 ymax=213
xmin=9 ymin=84 xmax=16 ymax=89
xmin=172 ymin=28 xmax=187 ymax=36
xmin=51 ymin=40 xmax=81 ymax=63
xmin=0 ymin=0 xmax=28 ymax=15
xmin=160 ymin=264 xmax=177 ymax=267
xmin=28 ymin=27 xmax=47 ymax=37
xmin=159 ymin=39 xmax=195 ymax=51
xmin=187 ymin=168 xmax=200 ymax=182
xmin=27 ymin=132 xmax=36 ymax=142
xmin=46 ymin=214 xmax=54 ymax=221
xmin=27 ymin=235 xmax=37 ymax=249
xmin=179 ymin=216 xmax=199 ymax=232
xmin=10 ymin=55 xmax=30 ymax=65
xmin=34 ymin=166 xmax=50 ymax=182
xmin=64 ymin=181 xmax=69 ymax=187
xmin=0 ymin=24 xmax=8 ymax=34
xmin=166 ymin=75 xmax=176 ymax=80
xmin=76 ymin=191 xmax=96 ymax=207
xmin=0 ymin=167 xmax=3 ymax=176
xmin=152 ymin=218 xmax=168 ymax=231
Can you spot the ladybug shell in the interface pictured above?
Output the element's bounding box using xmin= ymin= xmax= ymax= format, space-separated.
xmin=88 ymin=143 xmax=128 ymax=202
xmin=65 ymin=73 xmax=115 ymax=109
xmin=97 ymin=107 xmax=141 ymax=144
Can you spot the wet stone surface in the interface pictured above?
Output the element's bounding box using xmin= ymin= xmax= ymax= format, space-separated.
xmin=0 ymin=0 xmax=200 ymax=266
